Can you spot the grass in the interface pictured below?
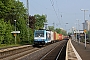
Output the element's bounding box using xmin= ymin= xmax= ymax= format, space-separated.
xmin=0 ymin=44 xmax=21 ymax=49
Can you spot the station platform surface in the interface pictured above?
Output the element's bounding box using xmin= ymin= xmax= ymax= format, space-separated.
xmin=66 ymin=39 xmax=90 ymax=60
xmin=71 ymin=40 xmax=90 ymax=60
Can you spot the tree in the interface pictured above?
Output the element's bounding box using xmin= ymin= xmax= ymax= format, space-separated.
xmin=0 ymin=0 xmax=29 ymax=45
xmin=34 ymin=14 xmax=47 ymax=29
xmin=0 ymin=19 xmax=6 ymax=44
xmin=86 ymin=31 xmax=90 ymax=42
xmin=48 ymin=26 xmax=54 ymax=31
xmin=55 ymin=28 xmax=67 ymax=35
xmin=29 ymin=16 xmax=36 ymax=29
xmin=55 ymin=28 xmax=62 ymax=34
xmin=4 ymin=21 xmax=13 ymax=44
xmin=0 ymin=0 xmax=48 ymax=45
xmin=0 ymin=0 xmax=27 ymax=24
xmin=16 ymin=18 xmax=28 ymax=44
xmin=0 ymin=19 xmax=13 ymax=44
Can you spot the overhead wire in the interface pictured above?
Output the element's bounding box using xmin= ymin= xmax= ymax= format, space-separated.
xmin=55 ymin=0 xmax=61 ymax=26
xmin=55 ymin=0 xmax=71 ymax=30
xmin=28 ymin=0 xmax=61 ymax=28
xmin=50 ymin=0 xmax=61 ymax=28
xmin=30 ymin=0 xmax=44 ymax=14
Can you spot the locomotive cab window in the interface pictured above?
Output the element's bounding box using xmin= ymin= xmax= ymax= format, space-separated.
xmin=35 ymin=31 xmax=44 ymax=37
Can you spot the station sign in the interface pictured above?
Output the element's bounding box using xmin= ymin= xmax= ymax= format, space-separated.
xmin=74 ymin=31 xmax=82 ymax=33
xmin=11 ymin=31 xmax=20 ymax=34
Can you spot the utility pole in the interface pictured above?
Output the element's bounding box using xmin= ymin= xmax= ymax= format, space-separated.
xmin=27 ymin=0 xmax=30 ymax=42
xmin=77 ymin=19 xmax=80 ymax=43
xmin=75 ymin=23 xmax=77 ymax=42
xmin=81 ymin=9 xmax=88 ymax=49
xmin=65 ymin=23 xmax=68 ymax=34
xmin=53 ymin=23 xmax=55 ymax=29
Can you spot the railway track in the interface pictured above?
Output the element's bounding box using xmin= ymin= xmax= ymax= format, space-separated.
xmin=0 ymin=45 xmax=39 ymax=60
xmin=0 ymin=40 xmax=68 ymax=60
xmin=40 ymin=40 xmax=67 ymax=60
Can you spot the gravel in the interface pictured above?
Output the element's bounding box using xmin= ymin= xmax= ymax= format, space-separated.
xmin=17 ymin=40 xmax=66 ymax=60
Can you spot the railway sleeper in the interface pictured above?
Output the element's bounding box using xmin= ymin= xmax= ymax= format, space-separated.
xmin=40 ymin=41 xmax=67 ymax=60
xmin=0 ymin=46 xmax=32 ymax=59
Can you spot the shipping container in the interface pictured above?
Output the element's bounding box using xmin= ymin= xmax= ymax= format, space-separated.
xmin=58 ymin=34 xmax=63 ymax=40
xmin=54 ymin=32 xmax=56 ymax=40
xmin=56 ymin=33 xmax=59 ymax=40
xmin=51 ymin=31 xmax=54 ymax=41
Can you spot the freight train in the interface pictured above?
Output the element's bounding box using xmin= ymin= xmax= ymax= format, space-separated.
xmin=33 ymin=29 xmax=64 ymax=46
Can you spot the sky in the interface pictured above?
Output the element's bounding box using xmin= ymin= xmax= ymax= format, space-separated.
xmin=20 ymin=0 xmax=90 ymax=32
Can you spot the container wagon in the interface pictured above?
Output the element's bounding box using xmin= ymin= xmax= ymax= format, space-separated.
xmin=58 ymin=34 xmax=63 ymax=40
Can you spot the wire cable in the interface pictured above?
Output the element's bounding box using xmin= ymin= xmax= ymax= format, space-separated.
xmin=50 ymin=0 xmax=61 ymax=26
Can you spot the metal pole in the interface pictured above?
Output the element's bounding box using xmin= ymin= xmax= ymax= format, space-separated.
xmin=65 ymin=23 xmax=68 ymax=34
xmin=77 ymin=20 xmax=80 ymax=43
xmin=53 ymin=23 xmax=55 ymax=30
xmin=84 ymin=36 xmax=86 ymax=49
xmin=15 ymin=20 xmax=16 ymax=31
xmin=84 ymin=11 xmax=86 ymax=49
xmin=84 ymin=10 xmax=86 ymax=29
xmin=81 ymin=9 xmax=88 ymax=49
xmin=79 ymin=23 xmax=80 ymax=43
xmin=27 ymin=0 xmax=29 ymax=42
xmin=76 ymin=30 xmax=77 ymax=42
xmin=14 ymin=20 xmax=16 ymax=44
xmin=84 ymin=10 xmax=86 ymax=49
xmin=75 ymin=23 xmax=77 ymax=42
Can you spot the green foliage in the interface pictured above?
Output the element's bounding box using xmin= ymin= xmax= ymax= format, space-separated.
xmin=0 ymin=0 xmax=27 ymax=24
xmin=0 ymin=0 xmax=28 ymax=45
xmin=29 ymin=16 xmax=36 ymax=29
xmin=87 ymin=31 xmax=90 ymax=41
xmin=29 ymin=28 xmax=34 ymax=44
xmin=16 ymin=17 xmax=34 ymax=44
xmin=48 ymin=26 xmax=54 ymax=31
xmin=55 ymin=28 xmax=67 ymax=35
xmin=0 ymin=19 xmax=13 ymax=44
xmin=34 ymin=14 xmax=47 ymax=29
xmin=0 ymin=0 xmax=15 ymax=20
xmin=0 ymin=0 xmax=48 ymax=46
xmin=55 ymin=28 xmax=62 ymax=34
xmin=4 ymin=21 xmax=13 ymax=44
xmin=0 ymin=19 xmax=5 ymax=44
xmin=16 ymin=18 xmax=28 ymax=42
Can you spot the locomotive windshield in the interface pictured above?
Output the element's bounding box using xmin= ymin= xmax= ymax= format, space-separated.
xmin=35 ymin=30 xmax=44 ymax=37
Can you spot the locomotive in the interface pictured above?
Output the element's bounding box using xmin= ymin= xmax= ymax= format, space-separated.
xmin=33 ymin=29 xmax=51 ymax=45
xmin=33 ymin=29 xmax=64 ymax=46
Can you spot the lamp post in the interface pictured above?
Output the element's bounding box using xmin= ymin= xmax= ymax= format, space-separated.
xmin=14 ymin=20 xmax=16 ymax=44
xmin=11 ymin=20 xmax=20 ymax=44
xmin=81 ymin=9 xmax=88 ymax=49
xmin=75 ymin=23 xmax=77 ymax=42
xmin=77 ymin=19 xmax=80 ymax=43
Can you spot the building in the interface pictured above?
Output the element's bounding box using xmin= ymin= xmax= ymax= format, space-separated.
xmin=86 ymin=20 xmax=90 ymax=31
xmin=82 ymin=23 xmax=85 ymax=30
xmin=82 ymin=20 xmax=90 ymax=31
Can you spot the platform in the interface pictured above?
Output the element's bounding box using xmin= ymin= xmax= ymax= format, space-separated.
xmin=71 ymin=40 xmax=90 ymax=60
xmin=66 ymin=39 xmax=82 ymax=60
